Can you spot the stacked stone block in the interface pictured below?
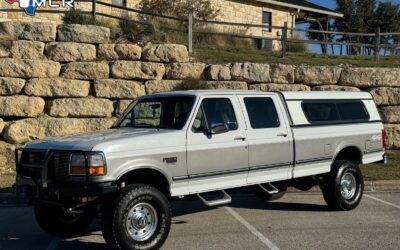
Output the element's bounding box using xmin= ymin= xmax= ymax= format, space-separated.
xmin=0 ymin=21 xmax=400 ymax=174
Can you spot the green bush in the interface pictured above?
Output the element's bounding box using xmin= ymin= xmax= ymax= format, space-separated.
xmin=140 ymin=0 xmax=219 ymax=21
xmin=286 ymin=33 xmax=309 ymax=53
xmin=62 ymin=9 xmax=98 ymax=25
xmin=117 ymin=19 xmax=158 ymax=42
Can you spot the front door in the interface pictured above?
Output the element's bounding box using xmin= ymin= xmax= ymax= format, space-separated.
xmin=186 ymin=96 xmax=248 ymax=193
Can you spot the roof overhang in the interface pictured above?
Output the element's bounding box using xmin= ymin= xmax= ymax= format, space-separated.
xmin=255 ymin=0 xmax=344 ymax=18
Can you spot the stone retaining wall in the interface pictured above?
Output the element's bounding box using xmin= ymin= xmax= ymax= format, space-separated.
xmin=1 ymin=21 xmax=400 ymax=173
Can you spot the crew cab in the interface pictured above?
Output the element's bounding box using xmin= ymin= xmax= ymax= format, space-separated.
xmin=16 ymin=91 xmax=386 ymax=250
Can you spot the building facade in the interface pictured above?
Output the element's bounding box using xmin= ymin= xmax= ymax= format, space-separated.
xmin=0 ymin=0 xmax=342 ymax=50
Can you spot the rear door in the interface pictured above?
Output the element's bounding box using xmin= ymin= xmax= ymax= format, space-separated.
xmin=238 ymin=94 xmax=293 ymax=184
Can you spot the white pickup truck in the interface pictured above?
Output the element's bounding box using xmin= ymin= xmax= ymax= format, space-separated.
xmin=16 ymin=91 xmax=386 ymax=250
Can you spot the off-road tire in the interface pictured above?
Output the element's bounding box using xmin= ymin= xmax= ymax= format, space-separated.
xmin=321 ymin=160 xmax=364 ymax=211
xmin=101 ymin=196 xmax=118 ymax=250
xmin=101 ymin=185 xmax=171 ymax=250
xmin=253 ymin=183 xmax=288 ymax=201
xmin=34 ymin=203 xmax=96 ymax=237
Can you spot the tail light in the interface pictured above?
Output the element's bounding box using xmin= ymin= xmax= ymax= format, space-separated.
xmin=382 ymin=129 xmax=386 ymax=148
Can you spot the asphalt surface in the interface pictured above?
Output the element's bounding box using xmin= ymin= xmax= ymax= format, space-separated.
xmin=0 ymin=191 xmax=399 ymax=250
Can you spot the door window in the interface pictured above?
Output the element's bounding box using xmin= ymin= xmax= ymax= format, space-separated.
xmin=192 ymin=98 xmax=238 ymax=133
xmin=244 ymin=97 xmax=280 ymax=129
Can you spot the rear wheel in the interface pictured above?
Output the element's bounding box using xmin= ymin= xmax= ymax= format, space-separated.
xmin=34 ymin=203 xmax=96 ymax=237
xmin=321 ymin=160 xmax=364 ymax=211
xmin=253 ymin=182 xmax=287 ymax=201
xmin=101 ymin=185 xmax=171 ymax=250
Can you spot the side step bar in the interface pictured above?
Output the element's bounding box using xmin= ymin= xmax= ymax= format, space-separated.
xmin=258 ymin=183 xmax=279 ymax=195
xmin=196 ymin=190 xmax=232 ymax=207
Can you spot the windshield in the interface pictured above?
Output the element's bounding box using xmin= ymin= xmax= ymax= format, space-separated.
xmin=117 ymin=96 xmax=196 ymax=130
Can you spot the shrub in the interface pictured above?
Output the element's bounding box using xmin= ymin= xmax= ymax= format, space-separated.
xmin=62 ymin=9 xmax=98 ymax=25
xmin=286 ymin=33 xmax=309 ymax=53
xmin=63 ymin=10 xmax=115 ymax=28
xmin=140 ymin=0 xmax=219 ymax=21
xmin=117 ymin=18 xmax=167 ymax=43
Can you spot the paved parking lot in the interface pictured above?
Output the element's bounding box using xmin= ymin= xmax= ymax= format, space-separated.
xmin=0 ymin=191 xmax=399 ymax=250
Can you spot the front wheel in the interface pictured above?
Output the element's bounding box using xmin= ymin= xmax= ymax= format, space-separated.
xmin=102 ymin=185 xmax=171 ymax=250
xmin=34 ymin=203 xmax=96 ymax=237
xmin=321 ymin=160 xmax=364 ymax=211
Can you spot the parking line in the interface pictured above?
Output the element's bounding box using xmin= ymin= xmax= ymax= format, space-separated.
xmin=224 ymin=207 xmax=280 ymax=250
xmin=45 ymin=238 xmax=61 ymax=250
xmin=365 ymin=194 xmax=400 ymax=210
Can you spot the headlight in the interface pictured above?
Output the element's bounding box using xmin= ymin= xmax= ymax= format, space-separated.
xmin=69 ymin=152 xmax=106 ymax=176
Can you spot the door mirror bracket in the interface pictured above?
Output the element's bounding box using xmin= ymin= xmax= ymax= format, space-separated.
xmin=210 ymin=123 xmax=230 ymax=135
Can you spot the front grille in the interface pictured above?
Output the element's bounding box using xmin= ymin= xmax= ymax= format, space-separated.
xmin=19 ymin=150 xmax=47 ymax=185
xmin=53 ymin=153 xmax=71 ymax=180
xmin=20 ymin=150 xmax=46 ymax=166
xmin=19 ymin=150 xmax=73 ymax=182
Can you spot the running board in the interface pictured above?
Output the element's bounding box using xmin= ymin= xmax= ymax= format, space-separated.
xmin=258 ymin=183 xmax=279 ymax=195
xmin=196 ymin=190 xmax=232 ymax=207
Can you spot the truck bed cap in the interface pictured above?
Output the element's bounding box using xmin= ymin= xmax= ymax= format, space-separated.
xmin=281 ymin=91 xmax=373 ymax=100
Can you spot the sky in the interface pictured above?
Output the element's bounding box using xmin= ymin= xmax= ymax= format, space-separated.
xmin=308 ymin=0 xmax=400 ymax=10
xmin=301 ymin=0 xmax=400 ymax=53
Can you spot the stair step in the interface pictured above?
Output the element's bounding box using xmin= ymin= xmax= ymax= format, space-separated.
xmin=258 ymin=183 xmax=279 ymax=195
xmin=196 ymin=190 xmax=232 ymax=207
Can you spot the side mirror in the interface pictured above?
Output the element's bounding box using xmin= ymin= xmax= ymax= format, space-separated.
xmin=210 ymin=123 xmax=229 ymax=135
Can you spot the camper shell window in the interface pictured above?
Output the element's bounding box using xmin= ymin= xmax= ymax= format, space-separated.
xmin=302 ymin=100 xmax=370 ymax=124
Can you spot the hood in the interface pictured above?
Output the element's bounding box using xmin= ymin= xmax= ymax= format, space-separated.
xmin=25 ymin=128 xmax=172 ymax=151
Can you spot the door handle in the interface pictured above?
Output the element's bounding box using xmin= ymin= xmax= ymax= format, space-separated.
xmin=277 ymin=132 xmax=288 ymax=137
xmin=234 ymin=135 xmax=246 ymax=141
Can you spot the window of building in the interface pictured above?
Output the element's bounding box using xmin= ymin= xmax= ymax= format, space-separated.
xmin=112 ymin=0 xmax=126 ymax=6
xmin=262 ymin=11 xmax=272 ymax=32
xmin=244 ymin=98 xmax=280 ymax=129
xmin=192 ymin=98 xmax=238 ymax=133
xmin=302 ymin=101 xmax=370 ymax=124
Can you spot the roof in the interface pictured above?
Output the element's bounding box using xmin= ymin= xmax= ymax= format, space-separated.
xmin=281 ymin=91 xmax=373 ymax=100
xmin=256 ymin=0 xmax=344 ymax=18
xmin=144 ymin=90 xmax=373 ymax=100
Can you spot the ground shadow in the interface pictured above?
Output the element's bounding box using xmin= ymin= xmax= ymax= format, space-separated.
xmin=0 ymin=190 xmax=332 ymax=250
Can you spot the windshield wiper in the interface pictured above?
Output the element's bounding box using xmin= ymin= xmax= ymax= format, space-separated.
xmin=133 ymin=123 xmax=160 ymax=131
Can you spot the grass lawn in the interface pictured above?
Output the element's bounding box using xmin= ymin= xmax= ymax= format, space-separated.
xmin=361 ymin=150 xmax=400 ymax=181
xmin=193 ymin=45 xmax=400 ymax=67
xmin=0 ymin=151 xmax=398 ymax=193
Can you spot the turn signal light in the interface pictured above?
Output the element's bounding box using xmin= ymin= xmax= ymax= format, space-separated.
xmin=70 ymin=166 xmax=106 ymax=176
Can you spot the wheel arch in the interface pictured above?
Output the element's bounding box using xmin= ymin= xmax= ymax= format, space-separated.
xmin=117 ymin=167 xmax=171 ymax=198
xmin=332 ymin=145 xmax=363 ymax=165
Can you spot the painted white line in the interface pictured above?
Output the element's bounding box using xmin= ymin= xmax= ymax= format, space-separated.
xmin=224 ymin=207 xmax=280 ymax=250
xmin=45 ymin=238 xmax=61 ymax=250
xmin=365 ymin=194 xmax=400 ymax=210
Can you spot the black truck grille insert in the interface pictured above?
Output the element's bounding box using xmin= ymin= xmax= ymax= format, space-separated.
xmin=53 ymin=153 xmax=71 ymax=180
xmin=19 ymin=150 xmax=72 ymax=182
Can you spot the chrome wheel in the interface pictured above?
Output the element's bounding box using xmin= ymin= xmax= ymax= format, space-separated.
xmin=125 ymin=202 xmax=158 ymax=242
xmin=340 ymin=172 xmax=357 ymax=200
